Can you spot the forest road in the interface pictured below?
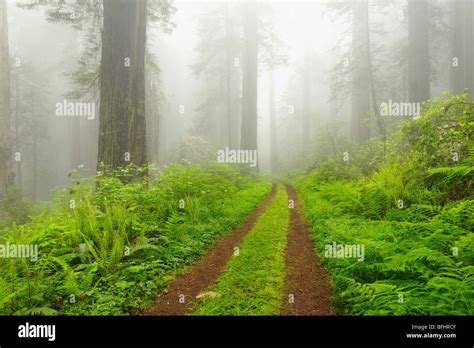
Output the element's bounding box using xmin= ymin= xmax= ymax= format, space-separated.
xmin=281 ymin=184 xmax=335 ymax=315
xmin=141 ymin=183 xmax=277 ymax=316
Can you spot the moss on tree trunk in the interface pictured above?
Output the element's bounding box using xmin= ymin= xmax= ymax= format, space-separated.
xmin=98 ymin=0 xmax=148 ymax=172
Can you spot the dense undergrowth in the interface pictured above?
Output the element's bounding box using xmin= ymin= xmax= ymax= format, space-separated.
xmin=1 ymin=92 xmax=472 ymax=317
xmin=296 ymin=93 xmax=474 ymax=315
xmin=0 ymin=164 xmax=271 ymax=315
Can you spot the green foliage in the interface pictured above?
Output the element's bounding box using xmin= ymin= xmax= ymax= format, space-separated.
xmin=296 ymin=92 xmax=474 ymax=315
xmin=0 ymin=164 xmax=271 ymax=315
xmin=312 ymin=159 xmax=364 ymax=183
xmin=426 ymin=144 xmax=474 ymax=201
xmin=400 ymin=92 xmax=473 ymax=168
xmin=0 ymin=188 xmax=35 ymax=228
xmin=179 ymin=136 xmax=217 ymax=164
xmin=360 ymin=185 xmax=389 ymax=219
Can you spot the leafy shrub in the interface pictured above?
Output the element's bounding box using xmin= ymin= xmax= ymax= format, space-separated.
xmin=0 ymin=187 xmax=35 ymax=227
xmin=400 ymin=92 xmax=473 ymax=168
xmin=0 ymin=164 xmax=271 ymax=315
xmin=296 ymin=92 xmax=474 ymax=315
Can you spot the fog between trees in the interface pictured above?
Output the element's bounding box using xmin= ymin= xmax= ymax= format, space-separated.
xmin=0 ymin=0 xmax=472 ymax=200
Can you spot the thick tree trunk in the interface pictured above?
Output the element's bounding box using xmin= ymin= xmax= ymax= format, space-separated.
xmin=32 ymin=93 xmax=37 ymax=201
xmin=0 ymin=0 xmax=13 ymax=197
xmin=450 ymin=0 xmax=474 ymax=96
xmin=302 ymin=49 xmax=311 ymax=151
xmin=240 ymin=1 xmax=258 ymax=153
xmin=98 ymin=0 xmax=147 ymax=170
xmin=225 ymin=2 xmax=232 ymax=148
xmin=351 ymin=0 xmax=370 ymax=143
xmin=407 ymin=0 xmax=430 ymax=103
xmin=14 ymin=70 xmax=22 ymax=188
xmin=269 ymin=69 xmax=277 ymax=173
xmin=145 ymin=79 xmax=159 ymax=165
xmin=367 ymin=23 xmax=381 ymax=140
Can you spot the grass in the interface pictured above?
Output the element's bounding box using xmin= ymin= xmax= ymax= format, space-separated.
xmin=0 ymin=163 xmax=272 ymax=315
xmin=194 ymin=184 xmax=289 ymax=316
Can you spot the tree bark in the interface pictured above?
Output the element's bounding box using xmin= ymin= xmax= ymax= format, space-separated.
xmin=145 ymin=78 xmax=160 ymax=165
xmin=0 ymin=0 xmax=13 ymax=197
xmin=225 ymin=2 xmax=232 ymax=148
xmin=450 ymin=0 xmax=474 ymax=96
xmin=351 ymin=0 xmax=370 ymax=143
xmin=98 ymin=0 xmax=147 ymax=170
xmin=14 ymin=70 xmax=22 ymax=188
xmin=32 ymin=93 xmax=37 ymax=201
xmin=302 ymin=48 xmax=311 ymax=151
xmin=269 ymin=69 xmax=277 ymax=173
xmin=407 ymin=0 xmax=430 ymax=103
xmin=240 ymin=1 xmax=258 ymax=153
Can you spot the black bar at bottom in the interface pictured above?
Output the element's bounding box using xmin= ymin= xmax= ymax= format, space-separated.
xmin=0 ymin=316 xmax=472 ymax=346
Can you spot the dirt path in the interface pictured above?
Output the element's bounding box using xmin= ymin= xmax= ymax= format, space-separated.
xmin=143 ymin=184 xmax=276 ymax=316
xmin=281 ymin=184 xmax=335 ymax=315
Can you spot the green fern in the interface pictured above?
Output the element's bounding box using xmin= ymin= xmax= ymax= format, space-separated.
xmin=360 ymin=185 xmax=389 ymax=219
xmin=14 ymin=307 xmax=58 ymax=316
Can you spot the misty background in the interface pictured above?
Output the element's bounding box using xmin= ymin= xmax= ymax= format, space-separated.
xmin=4 ymin=0 xmax=470 ymax=200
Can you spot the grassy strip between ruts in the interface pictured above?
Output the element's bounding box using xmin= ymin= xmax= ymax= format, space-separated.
xmin=193 ymin=184 xmax=289 ymax=315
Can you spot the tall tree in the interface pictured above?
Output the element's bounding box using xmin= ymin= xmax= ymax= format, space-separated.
xmin=0 ymin=0 xmax=13 ymax=197
xmin=241 ymin=1 xmax=258 ymax=152
xmin=302 ymin=48 xmax=311 ymax=150
xmin=19 ymin=0 xmax=175 ymax=173
xmin=268 ymin=69 xmax=277 ymax=172
xmin=9 ymin=59 xmax=49 ymax=199
xmin=192 ymin=2 xmax=242 ymax=148
xmin=98 ymin=0 xmax=147 ymax=170
xmin=225 ymin=2 xmax=233 ymax=147
xmin=13 ymin=69 xmax=21 ymax=188
xmin=258 ymin=4 xmax=286 ymax=173
xmin=145 ymin=76 xmax=161 ymax=165
xmin=407 ymin=0 xmax=430 ymax=103
xmin=450 ymin=0 xmax=474 ymax=96
xmin=31 ymin=91 xmax=38 ymax=201
xmin=351 ymin=0 xmax=370 ymax=143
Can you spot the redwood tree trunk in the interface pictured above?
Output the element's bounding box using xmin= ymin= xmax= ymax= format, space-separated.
xmin=269 ymin=69 xmax=277 ymax=173
xmin=450 ymin=0 xmax=474 ymax=96
xmin=225 ymin=2 xmax=232 ymax=148
xmin=145 ymin=78 xmax=160 ymax=165
xmin=0 ymin=0 xmax=13 ymax=197
xmin=351 ymin=0 xmax=370 ymax=143
xmin=14 ymin=70 xmax=21 ymax=188
xmin=407 ymin=0 xmax=430 ymax=103
xmin=98 ymin=0 xmax=147 ymax=170
xmin=240 ymin=1 xmax=258 ymax=153
xmin=302 ymin=49 xmax=311 ymax=151
xmin=32 ymin=93 xmax=37 ymax=201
